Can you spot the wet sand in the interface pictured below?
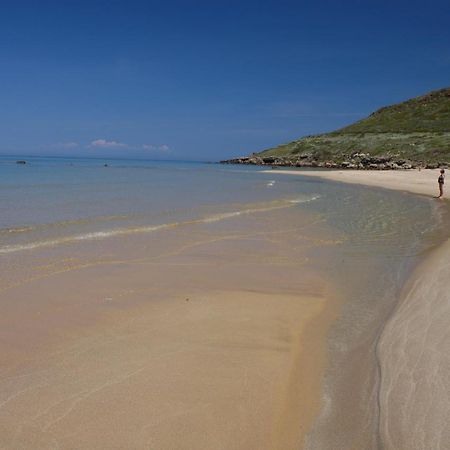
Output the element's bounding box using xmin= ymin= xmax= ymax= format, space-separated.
xmin=269 ymin=168 xmax=450 ymax=449
xmin=377 ymin=239 xmax=450 ymax=449
xmin=0 ymin=210 xmax=339 ymax=449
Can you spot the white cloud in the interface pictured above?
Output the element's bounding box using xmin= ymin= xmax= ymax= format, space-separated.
xmin=90 ymin=139 xmax=128 ymax=148
xmin=142 ymin=144 xmax=170 ymax=152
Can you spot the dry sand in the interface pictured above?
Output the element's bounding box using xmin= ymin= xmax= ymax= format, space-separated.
xmin=0 ymin=210 xmax=339 ymax=449
xmin=268 ymin=168 xmax=450 ymax=449
xmin=268 ymin=168 xmax=444 ymax=198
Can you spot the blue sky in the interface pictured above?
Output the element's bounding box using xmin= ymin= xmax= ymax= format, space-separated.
xmin=0 ymin=0 xmax=449 ymax=160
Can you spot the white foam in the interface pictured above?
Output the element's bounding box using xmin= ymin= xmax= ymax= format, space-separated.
xmin=289 ymin=194 xmax=320 ymax=204
xmin=0 ymin=195 xmax=319 ymax=254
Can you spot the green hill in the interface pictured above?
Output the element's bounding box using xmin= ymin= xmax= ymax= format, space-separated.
xmin=223 ymin=88 xmax=450 ymax=169
xmin=334 ymin=87 xmax=450 ymax=134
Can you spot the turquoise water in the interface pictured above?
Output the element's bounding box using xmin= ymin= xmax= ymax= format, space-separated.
xmin=0 ymin=156 xmax=271 ymax=228
xmin=0 ymin=155 xmax=442 ymax=257
xmin=0 ymin=156 xmax=320 ymax=253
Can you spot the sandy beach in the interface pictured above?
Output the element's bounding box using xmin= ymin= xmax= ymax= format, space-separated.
xmin=268 ymin=168 xmax=445 ymax=198
xmin=377 ymin=238 xmax=450 ymax=449
xmin=267 ymin=168 xmax=450 ymax=449
xmin=1 ymin=162 xmax=447 ymax=449
xmin=0 ymin=204 xmax=340 ymax=449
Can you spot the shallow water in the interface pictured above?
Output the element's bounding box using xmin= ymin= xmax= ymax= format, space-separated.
xmin=0 ymin=157 xmax=439 ymax=257
xmin=0 ymin=157 xmax=317 ymax=253
xmin=1 ymin=157 xmax=448 ymax=448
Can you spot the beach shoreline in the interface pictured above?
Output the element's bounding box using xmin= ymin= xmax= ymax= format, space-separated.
xmin=1 ymin=162 xmax=447 ymax=449
xmin=0 ymin=204 xmax=341 ymax=450
xmin=266 ymin=168 xmax=450 ymax=449
xmin=266 ymin=167 xmax=445 ymax=199
xmin=376 ymin=238 xmax=450 ymax=449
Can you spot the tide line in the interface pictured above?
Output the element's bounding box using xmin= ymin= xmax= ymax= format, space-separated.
xmin=0 ymin=195 xmax=319 ymax=254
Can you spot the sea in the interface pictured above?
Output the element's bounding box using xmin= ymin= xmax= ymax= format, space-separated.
xmin=0 ymin=155 xmax=443 ymax=257
xmin=0 ymin=156 xmax=320 ymax=254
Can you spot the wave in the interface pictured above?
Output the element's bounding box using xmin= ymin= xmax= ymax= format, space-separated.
xmin=0 ymin=214 xmax=132 ymax=236
xmin=0 ymin=195 xmax=319 ymax=254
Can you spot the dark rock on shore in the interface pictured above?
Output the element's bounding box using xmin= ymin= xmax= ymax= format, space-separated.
xmin=219 ymin=153 xmax=424 ymax=170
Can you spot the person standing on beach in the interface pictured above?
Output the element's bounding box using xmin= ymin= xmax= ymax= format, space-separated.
xmin=437 ymin=169 xmax=445 ymax=198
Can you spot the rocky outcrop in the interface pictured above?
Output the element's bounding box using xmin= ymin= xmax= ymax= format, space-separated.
xmin=219 ymin=153 xmax=441 ymax=170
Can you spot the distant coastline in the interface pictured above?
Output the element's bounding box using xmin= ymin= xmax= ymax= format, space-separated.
xmin=220 ymin=152 xmax=427 ymax=170
xmin=264 ymin=167 xmax=446 ymax=198
xmin=221 ymin=87 xmax=450 ymax=170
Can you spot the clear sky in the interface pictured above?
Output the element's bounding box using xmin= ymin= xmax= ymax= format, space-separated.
xmin=0 ymin=0 xmax=449 ymax=161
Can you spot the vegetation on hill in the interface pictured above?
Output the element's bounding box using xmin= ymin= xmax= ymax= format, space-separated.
xmin=335 ymin=87 xmax=450 ymax=134
xmin=222 ymin=88 xmax=450 ymax=169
